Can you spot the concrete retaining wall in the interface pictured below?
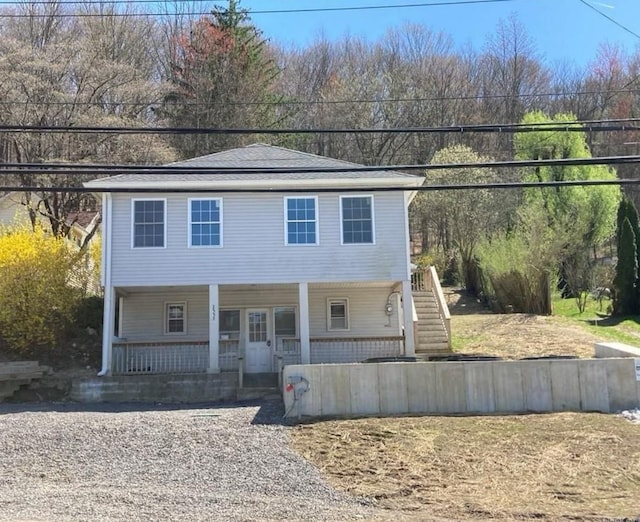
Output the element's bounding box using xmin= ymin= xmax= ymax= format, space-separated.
xmin=71 ymin=373 xmax=238 ymax=403
xmin=595 ymin=341 xmax=640 ymax=358
xmin=283 ymin=358 xmax=640 ymax=418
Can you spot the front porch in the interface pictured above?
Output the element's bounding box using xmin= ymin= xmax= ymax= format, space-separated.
xmin=102 ymin=281 xmax=415 ymax=376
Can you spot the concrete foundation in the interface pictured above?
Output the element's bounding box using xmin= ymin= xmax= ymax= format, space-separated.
xmin=71 ymin=372 xmax=239 ymax=403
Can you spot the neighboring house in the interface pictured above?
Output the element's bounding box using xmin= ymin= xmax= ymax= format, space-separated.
xmin=66 ymin=210 xmax=101 ymax=249
xmin=0 ymin=191 xmax=34 ymax=226
xmin=85 ymin=144 xmax=449 ymax=377
xmin=0 ymin=192 xmax=100 ymax=245
xmin=66 ymin=210 xmax=102 ymax=296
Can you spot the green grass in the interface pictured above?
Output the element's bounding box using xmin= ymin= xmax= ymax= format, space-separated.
xmin=552 ymin=293 xmax=640 ymax=345
xmin=451 ymin=331 xmax=487 ymax=351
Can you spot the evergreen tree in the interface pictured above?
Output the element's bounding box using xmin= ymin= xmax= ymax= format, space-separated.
xmin=163 ymin=0 xmax=282 ymax=157
xmin=616 ymin=196 xmax=640 ymax=311
xmin=613 ymin=217 xmax=638 ymax=315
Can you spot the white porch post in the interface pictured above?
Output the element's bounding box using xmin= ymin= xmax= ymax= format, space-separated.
xmin=402 ymin=280 xmax=416 ymax=356
xmin=99 ymin=285 xmax=115 ymax=375
xmin=208 ymin=284 xmax=220 ymax=373
xmin=299 ymin=282 xmax=311 ymax=364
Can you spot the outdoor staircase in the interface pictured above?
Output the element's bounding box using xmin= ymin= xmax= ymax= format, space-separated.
xmin=0 ymin=361 xmax=51 ymax=402
xmin=411 ymin=266 xmax=452 ymax=357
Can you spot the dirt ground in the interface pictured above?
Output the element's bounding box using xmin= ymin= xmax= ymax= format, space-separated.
xmin=290 ymin=288 xmax=640 ymax=521
xmin=444 ymin=287 xmax=604 ymax=359
xmin=291 ymin=413 xmax=640 ymax=521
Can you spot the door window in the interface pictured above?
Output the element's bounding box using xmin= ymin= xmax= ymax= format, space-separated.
xmin=248 ymin=311 xmax=268 ymax=342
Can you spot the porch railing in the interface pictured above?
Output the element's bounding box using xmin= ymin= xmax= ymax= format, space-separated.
xmin=219 ymin=339 xmax=240 ymax=371
xmin=276 ymin=336 xmax=404 ymax=366
xmin=112 ymin=339 xmax=243 ymax=375
xmin=112 ymin=341 xmax=209 ymax=375
xmin=311 ymin=337 xmax=404 ymax=363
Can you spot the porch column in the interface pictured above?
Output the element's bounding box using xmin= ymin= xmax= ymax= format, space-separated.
xmin=299 ymin=282 xmax=311 ymax=364
xmin=99 ymin=285 xmax=115 ymax=376
xmin=208 ymin=284 xmax=220 ymax=373
xmin=402 ymin=280 xmax=416 ymax=356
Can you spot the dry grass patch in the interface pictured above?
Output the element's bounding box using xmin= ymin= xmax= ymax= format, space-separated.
xmin=445 ymin=288 xmax=604 ymax=359
xmin=291 ymin=413 xmax=640 ymax=521
xmin=452 ymin=313 xmax=600 ymax=359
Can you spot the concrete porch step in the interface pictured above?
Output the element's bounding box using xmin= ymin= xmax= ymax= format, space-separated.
xmin=243 ymin=373 xmax=279 ymax=388
xmin=0 ymin=381 xmax=23 ymax=400
xmin=236 ymin=386 xmax=281 ymax=401
xmin=0 ymin=362 xmax=51 ymax=402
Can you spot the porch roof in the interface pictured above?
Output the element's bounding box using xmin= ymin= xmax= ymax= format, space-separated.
xmin=115 ymin=281 xmax=398 ymax=294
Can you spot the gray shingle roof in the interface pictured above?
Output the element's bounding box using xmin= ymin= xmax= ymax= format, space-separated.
xmin=86 ymin=144 xmax=422 ymax=186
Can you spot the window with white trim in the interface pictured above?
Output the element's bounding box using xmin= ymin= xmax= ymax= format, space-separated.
xmin=341 ymin=195 xmax=374 ymax=244
xmin=285 ymin=196 xmax=318 ymax=245
xmin=327 ymin=298 xmax=349 ymax=331
xmin=165 ymin=302 xmax=186 ymax=334
xmin=132 ymin=199 xmax=165 ymax=248
xmin=189 ymin=198 xmax=222 ymax=247
xmin=220 ymin=309 xmax=240 ymax=340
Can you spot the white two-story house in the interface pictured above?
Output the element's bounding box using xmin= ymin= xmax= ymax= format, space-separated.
xmin=85 ymin=144 xmax=427 ymax=377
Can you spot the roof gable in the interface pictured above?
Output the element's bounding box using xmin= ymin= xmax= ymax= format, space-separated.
xmin=85 ymin=144 xmax=423 ymax=189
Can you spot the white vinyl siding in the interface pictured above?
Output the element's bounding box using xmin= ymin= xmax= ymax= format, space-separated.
xmin=111 ymin=192 xmax=408 ymax=286
xmin=340 ymin=195 xmax=374 ymax=245
xmin=189 ymin=198 xmax=222 ymax=247
xmin=120 ymin=285 xmax=398 ymax=344
xmin=308 ymin=286 xmax=395 ymax=337
xmin=284 ymin=196 xmax=318 ymax=245
xmin=132 ymin=199 xmax=166 ymax=248
xmin=120 ymin=289 xmax=208 ymax=342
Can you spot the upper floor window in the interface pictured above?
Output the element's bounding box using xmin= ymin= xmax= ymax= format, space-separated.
xmin=285 ymin=196 xmax=318 ymax=245
xmin=189 ymin=198 xmax=222 ymax=247
xmin=340 ymin=195 xmax=374 ymax=244
xmin=132 ymin=199 xmax=165 ymax=248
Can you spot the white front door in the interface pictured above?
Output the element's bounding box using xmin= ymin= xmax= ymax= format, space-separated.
xmin=245 ymin=309 xmax=272 ymax=373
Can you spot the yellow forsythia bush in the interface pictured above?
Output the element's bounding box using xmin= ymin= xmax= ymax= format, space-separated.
xmin=0 ymin=224 xmax=81 ymax=354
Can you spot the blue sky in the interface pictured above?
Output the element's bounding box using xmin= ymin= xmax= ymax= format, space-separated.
xmin=240 ymin=0 xmax=640 ymax=67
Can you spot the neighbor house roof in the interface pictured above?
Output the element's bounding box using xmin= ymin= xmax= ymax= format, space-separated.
xmin=66 ymin=210 xmax=100 ymax=230
xmin=84 ymin=144 xmax=424 ymax=190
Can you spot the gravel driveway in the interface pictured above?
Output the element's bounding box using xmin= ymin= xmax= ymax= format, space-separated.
xmin=0 ymin=400 xmax=378 ymax=521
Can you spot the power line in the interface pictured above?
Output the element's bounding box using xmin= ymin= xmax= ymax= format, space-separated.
xmin=3 ymin=178 xmax=639 ymax=194
xmin=0 ymin=0 xmax=514 ymax=17
xmin=2 ymin=154 xmax=640 ymax=176
xmin=578 ymin=0 xmax=640 ymax=40
xmin=1 ymin=119 xmax=639 ymax=134
xmin=0 ymin=87 xmax=637 ymax=108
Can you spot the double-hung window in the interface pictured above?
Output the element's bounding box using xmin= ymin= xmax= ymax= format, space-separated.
xmin=285 ymin=196 xmax=318 ymax=245
xmin=189 ymin=198 xmax=222 ymax=247
xmin=341 ymin=195 xmax=374 ymax=244
xmin=132 ymin=199 xmax=166 ymax=248
xmin=165 ymin=302 xmax=186 ymax=334
xmin=327 ymin=298 xmax=349 ymax=331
